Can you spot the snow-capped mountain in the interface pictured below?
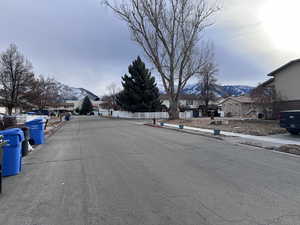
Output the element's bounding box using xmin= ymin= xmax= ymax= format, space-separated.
xmin=60 ymin=84 xmax=100 ymax=101
xmin=182 ymin=83 xmax=254 ymax=97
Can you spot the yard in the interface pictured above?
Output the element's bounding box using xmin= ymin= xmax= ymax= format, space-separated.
xmin=165 ymin=117 xmax=287 ymax=136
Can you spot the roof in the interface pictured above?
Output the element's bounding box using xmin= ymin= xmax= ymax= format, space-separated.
xmin=219 ymin=96 xmax=254 ymax=105
xmin=268 ymin=59 xmax=300 ymax=77
xmin=260 ymin=78 xmax=275 ymax=87
xmin=160 ymin=94 xmax=199 ymax=101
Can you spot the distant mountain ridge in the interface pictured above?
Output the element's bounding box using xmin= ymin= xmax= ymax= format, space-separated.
xmin=60 ymin=85 xmax=100 ymax=101
xmin=182 ymin=83 xmax=254 ymax=97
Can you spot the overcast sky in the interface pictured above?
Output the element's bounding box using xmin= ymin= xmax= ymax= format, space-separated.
xmin=0 ymin=0 xmax=299 ymax=96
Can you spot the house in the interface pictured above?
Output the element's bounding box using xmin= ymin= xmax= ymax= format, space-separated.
xmin=264 ymin=59 xmax=300 ymax=112
xmin=160 ymin=94 xmax=202 ymax=110
xmin=160 ymin=94 xmax=223 ymax=117
xmin=65 ymin=99 xmax=104 ymax=113
xmin=47 ymin=102 xmax=75 ymax=113
xmin=219 ymin=96 xmax=260 ymax=117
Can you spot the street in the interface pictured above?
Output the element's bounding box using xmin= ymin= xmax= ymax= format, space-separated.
xmin=1 ymin=117 xmax=300 ymax=225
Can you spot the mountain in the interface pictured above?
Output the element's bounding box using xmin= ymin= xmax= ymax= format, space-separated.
xmin=60 ymin=85 xmax=100 ymax=101
xmin=183 ymin=84 xmax=254 ymax=97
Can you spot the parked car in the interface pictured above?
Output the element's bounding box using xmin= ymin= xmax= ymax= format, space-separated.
xmin=279 ymin=110 xmax=300 ymax=135
xmin=0 ymin=113 xmax=7 ymax=119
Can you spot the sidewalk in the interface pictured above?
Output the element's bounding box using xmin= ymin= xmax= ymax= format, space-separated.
xmin=163 ymin=123 xmax=300 ymax=146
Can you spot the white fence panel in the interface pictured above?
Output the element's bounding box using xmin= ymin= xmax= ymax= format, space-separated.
xmin=15 ymin=115 xmax=49 ymax=124
xmin=102 ymin=110 xmax=193 ymax=119
xmin=179 ymin=111 xmax=193 ymax=119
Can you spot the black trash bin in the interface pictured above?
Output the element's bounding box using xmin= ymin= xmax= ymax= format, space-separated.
xmin=3 ymin=116 xmax=17 ymax=129
xmin=21 ymin=127 xmax=29 ymax=157
xmin=0 ymin=143 xmax=2 ymax=194
xmin=0 ymin=135 xmax=6 ymax=194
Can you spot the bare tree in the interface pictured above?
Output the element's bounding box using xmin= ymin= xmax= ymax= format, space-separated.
xmin=250 ymin=81 xmax=282 ymax=119
xmin=26 ymin=76 xmax=62 ymax=110
xmin=103 ymin=0 xmax=218 ymax=119
xmin=0 ymin=44 xmax=34 ymax=115
xmin=101 ymin=82 xmax=121 ymax=110
xmin=107 ymin=82 xmax=119 ymax=108
xmin=198 ymin=55 xmax=218 ymax=116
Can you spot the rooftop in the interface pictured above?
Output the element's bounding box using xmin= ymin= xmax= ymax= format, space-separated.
xmin=268 ymin=59 xmax=300 ymax=77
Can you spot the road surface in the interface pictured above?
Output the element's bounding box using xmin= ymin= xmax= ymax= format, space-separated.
xmin=1 ymin=117 xmax=300 ymax=225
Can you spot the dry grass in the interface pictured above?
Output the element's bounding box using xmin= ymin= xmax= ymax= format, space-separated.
xmin=165 ymin=118 xmax=287 ymax=136
xmin=278 ymin=145 xmax=300 ymax=155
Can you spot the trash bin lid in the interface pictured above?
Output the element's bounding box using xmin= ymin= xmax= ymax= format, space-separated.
xmin=0 ymin=128 xmax=24 ymax=142
xmin=25 ymin=118 xmax=44 ymax=125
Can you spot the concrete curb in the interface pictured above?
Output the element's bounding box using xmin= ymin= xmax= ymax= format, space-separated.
xmin=145 ymin=123 xmax=300 ymax=158
xmin=45 ymin=121 xmax=66 ymax=138
xmin=144 ymin=123 xmax=224 ymax=141
xmin=161 ymin=123 xmax=300 ymax=146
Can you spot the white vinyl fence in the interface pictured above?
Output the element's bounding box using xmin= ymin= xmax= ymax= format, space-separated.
xmin=99 ymin=110 xmax=193 ymax=119
xmin=15 ymin=115 xmax=49 ymax=124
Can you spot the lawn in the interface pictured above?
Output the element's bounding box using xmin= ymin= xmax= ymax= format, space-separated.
xmin=165 ymin=118 xmax=287 ymax=136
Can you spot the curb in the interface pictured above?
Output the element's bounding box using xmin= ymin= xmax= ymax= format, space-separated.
xmin=144 ymin=123 xmax=300 ymax=158
xmin=45 ymin=121 xmax=66 ymax=138
xmin=144 ymin=123 xmax=224 ymax=141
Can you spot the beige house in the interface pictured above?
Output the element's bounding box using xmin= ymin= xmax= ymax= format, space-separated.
xmin=219 ymin=96 xmax=260 ymax=117
xmin=265 ymin=59 xmax=300 ymax=112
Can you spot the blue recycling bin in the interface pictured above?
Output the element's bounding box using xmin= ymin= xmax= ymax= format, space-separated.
xmin=25 ymin=118 xmax=45 ymax=145
xmin=0 ymin=128 xmax=24 ymax=176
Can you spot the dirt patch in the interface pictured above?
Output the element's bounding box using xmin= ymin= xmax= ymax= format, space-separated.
xmin=164 ymin=118 xmax=286 ymax=136
xmin=277 ymin=145 xmax=300 ymax=155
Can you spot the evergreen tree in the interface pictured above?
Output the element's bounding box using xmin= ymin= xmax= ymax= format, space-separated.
xmin=80 ymin=96 xmax=94 ymax=115
xmin=117 ymin=56 xmax=162 ymax=112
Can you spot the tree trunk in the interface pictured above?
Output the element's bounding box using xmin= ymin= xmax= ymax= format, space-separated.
xmin=205 ymin=99 xmax=209 ymax=116
xmin=7 ymin=106 xmax=13 ymax=116
xmin=168 ymin=101 xmax=179 ymax=120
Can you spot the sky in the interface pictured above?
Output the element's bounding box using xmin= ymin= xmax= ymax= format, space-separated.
xmin=0 ymin=0 xmax=299 ymax=96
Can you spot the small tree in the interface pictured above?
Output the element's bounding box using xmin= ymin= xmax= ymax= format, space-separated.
xmin=250 ymin=81 xmax=282 ymax=119
xmin=75 ymin=107 xmax=80 ymax=114
xmin=103 ymin=83 xmax=120 ymax=110
xmin=80 ymin=96 xmax=94 ymax=115
xmin=117 ymin=56 xmax=162 ymax=112
xmin=198 ymin=59 xmax=218 ymax=116
xmin=0 ymin=44 xmax=34 ymax=115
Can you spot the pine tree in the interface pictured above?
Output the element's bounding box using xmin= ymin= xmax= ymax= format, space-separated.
xmin=80 ymin=96 xmax=94 ymax=115
xmin=117 ymin=56 xmax=162 ymax=112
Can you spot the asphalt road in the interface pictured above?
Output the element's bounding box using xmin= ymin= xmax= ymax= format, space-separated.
xmin=1 ymin=117 xmax=300 ymax=225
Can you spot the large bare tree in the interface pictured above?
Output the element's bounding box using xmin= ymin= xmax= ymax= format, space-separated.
xmin=103 ymin=0 xmax=218 ymax=119
xmin=0 ymin=44 xmax=34 ymax=115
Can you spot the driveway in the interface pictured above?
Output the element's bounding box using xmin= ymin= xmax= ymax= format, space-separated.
xmin=0 ymin=117 xmax=300 ymax=225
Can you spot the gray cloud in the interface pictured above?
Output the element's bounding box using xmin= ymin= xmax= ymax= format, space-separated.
xmin=0 ymin=0 xmax=297 ymax=96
